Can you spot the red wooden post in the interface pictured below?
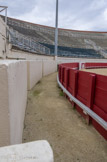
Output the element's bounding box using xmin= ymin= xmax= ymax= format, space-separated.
xmin=65 ymin=68 xmax=69 ymax=89
xmin=72 ymin=71 xmax=78 ymax=108
xmin=60 ymin=66 xmax=64 ymax=84
xmin=86 ymin=74 xmax=96 ymax=124
xmin=58 ymin=65 xmax=61 ymax=82
xmin=73 ymin=71 xmax=78 ymax=97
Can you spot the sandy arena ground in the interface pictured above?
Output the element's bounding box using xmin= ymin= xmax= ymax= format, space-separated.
xmin=82 ymin=68 xmax=107 ymax=75
xmin=23 ymin=73 xmax=107 ymax=162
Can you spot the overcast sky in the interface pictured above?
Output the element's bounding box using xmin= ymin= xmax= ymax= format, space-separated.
xmin=0 ymin=0 xmax=107 ymax=31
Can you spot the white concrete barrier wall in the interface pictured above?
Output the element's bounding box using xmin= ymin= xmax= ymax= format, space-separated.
xmin=0 ymin=140 xmax=54 ymax=162
xmin=27 ymin=60 xmax=42 ymax=90
xmin=0 ymin=60 xmax=58 ymax=147
xmin=0 ymin=61 xmax=27 ymax=146
xmin=43 ymin=60 xmax=57 ymax=76
xmin=0 ymin=63 xmax=10 ymax=146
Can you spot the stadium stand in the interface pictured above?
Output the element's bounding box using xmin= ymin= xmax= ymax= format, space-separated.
xmin=1 ymin=15 xmax=107 ymax=58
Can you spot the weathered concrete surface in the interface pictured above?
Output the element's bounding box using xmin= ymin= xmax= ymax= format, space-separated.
xmin=8 ymin=50 xmax=55 ymax=60
xmin=27 ymin=61 xmax=42 ymax=90
xmin=42 ymin=60 xmax=57 ymax=76
xmin=0 ymin=60 xmax=27 ymax=146
xmin=0 ymin=140 xmax=54 ymax=162
xmin=23 ymin=73 xmax=107 ymax=162
xmin=0 ymin=64 xmax=10 ymax=146
xmin=8 ymin=61 xmax=27 ymax=145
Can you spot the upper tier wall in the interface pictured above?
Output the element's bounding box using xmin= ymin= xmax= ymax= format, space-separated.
xmin=3 ymin=16 xmax=107 ymax=58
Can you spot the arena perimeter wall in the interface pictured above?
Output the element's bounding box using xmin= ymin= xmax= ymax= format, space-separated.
xmin=0 ymin=60 xmax=57 ymax=147
xmin=58 ymin=62 xmax=107 ymax=140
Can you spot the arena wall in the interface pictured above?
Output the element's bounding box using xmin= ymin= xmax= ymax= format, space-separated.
xmin=42 ymin=60 xmax=57 ymax=76
xmin=57 ymin=57 xmax=107 ymax=69
xmin=0 ymin=60 xmax=57 ymax=146
xmin=8 ymin=61 xmax=27 ymax=145
xmin=0 ymin=63 xmax=10 ymax=146
xmin=8 ymin=50 xmax=54 ymax=60
xmin=0 ymin=61 xmax=27 ymax=146
xmin=58 ymin=62 xmax=107 ymax=140
xmin=27 ymin=60 xmax=42 ymax=90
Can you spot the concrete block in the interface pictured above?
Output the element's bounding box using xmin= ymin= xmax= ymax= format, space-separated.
xmin=0 ymin=60 xmax=27 ymax=146
xmin=43 ymin=60 xmax=57 ymax=76
xmin=0 ymin=140 xmax=54 ymax=162
xmin=27 ymin=60 xmax=42 ymax=90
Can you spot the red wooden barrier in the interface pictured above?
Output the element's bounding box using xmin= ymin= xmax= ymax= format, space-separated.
xmin=76 ymin=72 xmax=96 ymax=124
xmin=58 ymin=65 xmax=61 ymax=82
xmin=67 ymin=69 xmax=78 ymax=107
xmin=58 ymin=62 xmax=107 ymax=140
xmin=92 ymin=74 xmax=107 ymax=140
xmin=63 ymin=67 xmax=69 ymax=89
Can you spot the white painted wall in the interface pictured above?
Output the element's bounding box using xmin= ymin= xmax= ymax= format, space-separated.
xmin=43 ymin=60 xmax=57 ymax=76
xmin=0 ymin=60 xmax=58 ymax=147
xmin=0 ymin=60 xmax=27 ymax=146
xmin=0 ymin=63 xmax=10 ymax=146
xmin=27 ymin=61 xmax=42 ymax=90
xmin=0 ymin=140 xmax=54 ymax=162
xmin=7 ymin=61 xmax=27 ymax=145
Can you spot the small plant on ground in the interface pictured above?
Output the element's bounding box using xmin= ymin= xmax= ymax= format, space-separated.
xmin=59 ymin=90 xmax=64 ymax=96
xmin=33 ymin=90 xmax=41 ymax=96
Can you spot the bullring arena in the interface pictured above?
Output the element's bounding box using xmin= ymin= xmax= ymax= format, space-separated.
xmin=0 ymin=10 xmax=107 ymax=162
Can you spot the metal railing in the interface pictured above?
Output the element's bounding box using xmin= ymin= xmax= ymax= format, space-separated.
xmin=57 ymin=74 xmax=107 ymax=131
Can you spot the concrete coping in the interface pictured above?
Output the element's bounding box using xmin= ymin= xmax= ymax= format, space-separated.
xmin=0 ymin=140 xmax=54 ymax=162
xmin=0 ymin=60 xmax=22 ymax=66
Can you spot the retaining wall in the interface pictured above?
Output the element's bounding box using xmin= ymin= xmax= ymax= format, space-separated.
xmin=0 ymin=61 xmax=27 ymax=146
xmin=8 ymin=50 xmax=55 ymax=60
xmin=27 ymin=61 xmax=42 ymax=90
xmin=0 ymin=59 xmax=57 ymax=147
xmin=58 ymin=62 xmax=107 ymax=140
xmin=43 ymin=60 xmax=57 ymax=76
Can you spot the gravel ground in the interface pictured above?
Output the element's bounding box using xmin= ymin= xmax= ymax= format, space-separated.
xmin=23 ymin=72 xmax=107 ymax=162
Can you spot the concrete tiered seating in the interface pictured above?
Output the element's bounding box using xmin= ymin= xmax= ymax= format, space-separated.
xmin=41 ymin=43 xmax=103 ymax=58
xmin=1 ymin=16 xmax=107 ymax=58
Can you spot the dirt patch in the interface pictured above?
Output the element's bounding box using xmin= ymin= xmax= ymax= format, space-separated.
xmin=23 ymin=72 xmax=107 ymax=162
xmin=82 ymin=68 xmax=107 ymax=75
